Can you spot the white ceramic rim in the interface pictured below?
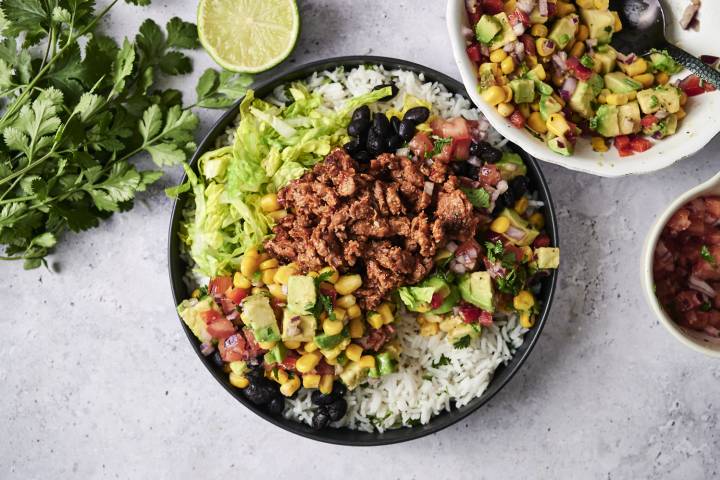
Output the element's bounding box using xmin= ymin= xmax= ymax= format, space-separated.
xmin=641 ymin=171 xmax=720 ymax=358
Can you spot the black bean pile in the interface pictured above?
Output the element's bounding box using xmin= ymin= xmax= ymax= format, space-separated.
xmin=310 ymin=383 xmax=348 ymax=430
xmin=241 ymin=365 xmax=286 ymax=415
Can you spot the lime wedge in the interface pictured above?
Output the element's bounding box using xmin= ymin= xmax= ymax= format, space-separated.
xmin=198 ymin=0 xmax=300 ymax=73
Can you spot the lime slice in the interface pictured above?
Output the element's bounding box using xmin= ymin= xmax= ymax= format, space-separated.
xmin=198 ymin=0 xmax=300 ymax=73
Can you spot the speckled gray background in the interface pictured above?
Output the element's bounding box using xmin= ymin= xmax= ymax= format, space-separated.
xmin=1 ymin=1 xmax=719 ymax=479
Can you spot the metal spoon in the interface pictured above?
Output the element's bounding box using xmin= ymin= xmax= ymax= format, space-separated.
xmin=609 ymin=0 xmax=720 ymax=88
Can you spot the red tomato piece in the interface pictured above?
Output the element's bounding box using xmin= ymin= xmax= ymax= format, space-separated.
xmin=520 ymin=34 xmax=537 ymax=56
xmin=409 ymin=132 xmax=434 ymax=158
xmin=226 ymin=287 xmax=249 ymax=305
xmin=481 ymin=0 xmax=504 ymax=14
xmin=479 ymin=163 xmax=502 ymax=187
xmin=433 ymin=142 xmax=455 ymax=162
xmin=508 ymin=9 xmax=530 ymax=27
xmin=533 ymin=234 xmax=551 ymax=248
xmin=478 ymin=311 xmax=494 ymax=327
xmin=566 ymin=57 xmax=593 ymax=81
xmin=452 ymin=138 xmax=472 ymax=160
xmin=617 ymin=146 xmax=634 ymax=157
xmin=679 ymin=75 xmax=706 ymax=97
xmin=209 ymin=276 xmax=233 ymax=295
xmin=467 ymin=43 xmax=483 ymax=63
xmin=207 ymin=318 xmax=236 ymax=339
xmin=459 ymin=304 xmax=482 ymax=323
xmin=641 ymin=115 xmax=658 ymax=128
xmin=218 ymin=333 xmax=247 ymax=362
xmin=432 ymin=117 xmax=471 ymax=140
xmin=509 ymin=110 xmax=526 ymax=129
xmin=201 ymin=309 xmax=224 ymax=324
xmin=431 ymin=293 xmax=445 ymax=309
xmin=614 ymin=135 xmax=630 ymax=149
xmin=630 ymin=137 xmax=652 ymax=153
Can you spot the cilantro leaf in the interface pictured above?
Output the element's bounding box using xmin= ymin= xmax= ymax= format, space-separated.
xmin=166 ymin=17 xmax=199 ymax=49
xmin=195 ymin=69 xmax=253 ymax=109
xmin=701 ymin=245 xmax=716 ymax=266
xmin=425 ymin=136 xmax=452 ymax=159
xmin=484 ymin=240 xmax=504 ymax=263
xmin=700 ymin=302 xmax=712 ymax=312
xmin=462 ymin=187 xmax=490 ymax=209
xmin=453 ymin=335 xmax=471 ymax=349
xmin=431 ymin=354 xmax=451 ymax=367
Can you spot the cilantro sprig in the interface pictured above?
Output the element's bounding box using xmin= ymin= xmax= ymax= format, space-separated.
xmin=700 ymin=245 xmax=716 ymax=266
xmin=313 ymin=270 xmax=337 ymax=320
xmin=425 ymin=136 xmax=452 ymax=159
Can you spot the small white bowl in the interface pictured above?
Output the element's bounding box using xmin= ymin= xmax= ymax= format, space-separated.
xmin=641 ymin=171 xmax=720 ymax=357
xmin=446 ymin=0 xmax=720 ymax=177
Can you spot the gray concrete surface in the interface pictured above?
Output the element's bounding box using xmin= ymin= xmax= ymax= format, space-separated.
xmin=1 ymin=1 xmax=719 ymax=479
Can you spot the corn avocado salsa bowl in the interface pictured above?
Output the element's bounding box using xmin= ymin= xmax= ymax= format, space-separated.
xmin=167 ymin=57 xmax=559 ymax=445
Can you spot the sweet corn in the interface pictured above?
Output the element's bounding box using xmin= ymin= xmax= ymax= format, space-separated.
xmin=302 ymin=374 xmax=321 ymax=389
xmin=267 ymin=283 xmax=287 ymax=301
xmin=576 ymin=0 xmax=594 ymax=8
xmin=577 ymin=25 xmax=589 ymax=42
xmin=318 ymin=266 xmax=339 ymax=283
xmin=251 ymin=286 xmax=266 ymax=295
xmin=191 ymin=289 xmax=200 ymax=298
xmin=358 ymin=355 xmax=376 ymax=370
xmin=623 ymin=58 xmax=647 ymax=77
xmin=569 ymin=41 xmax=585 ymax=59
xmin=273 ymin=369 xmax=289 ymax=384
xmin=591 ymin=136 xmax=609 ymax=152
xmin=595 ymin=0 xmax=609 ymax=8
xmin=502 ymin=85 xmax=513 ymax=103
xmin=323 ymin=318 xmax=344 ymax=336
xmin=336 ymin=294 xmax=356 ymax=309
xmin=556 ymin=1 xmax=576 ymax=15
xmin=304 ymin=341 xmax=319 ymax=353
xmin=632 ymin=73 xmax=654 ymax=89
xmin=520 ymin=311 xmax=535 ymax=328
xmin=680 ymin=91 xmax=688 ymax=106
xmin=597 ymin=92 xmax=607 ymax=104
xmin=552 ymin=93 xmax=566 ymax=107
xmin=283 ymin=340 xmax=301 ymax=350
xmin=259 ymin=258 xmax=279 ymax=271
xmin=267 ymin=209 xmax=287 ymax=221
xmin=606 ymin=93 xmax=628 ymax=106
xmin=322 ymin=344 xmax=344 ymax=360
xmin=500 ymin=56 xmax=515 ymax=75
xmin=677 ymin=108 xmax=687 ymax=120
xmin=527 ymin=112 xmax=548 ymax=134
xmin=529 ymin=212 xmax=545 ymax=230
xmin=530 ymin=24 xmax=548 ymax=37
xmin=259 ymin=193 xmax=280 ymax=213
xmin=377 ymin=303 xmax=394 ymax=325
xmin=240 ymin=254 xmax=260 ymax=279
xmin=258 ymin=340 xmax=276 ymax=350
xmin=489 ymin=49 xmax=507 ymax=63
xmin=626 ymin=90 xmax=637 ymax=100
xmin=367 ymin=311 xmax=384 ymax=329
xmin=490 ymin=216 xmax=510 ymax=234
xmin=546 ymin=113 xmax=570 ymax=137
xmin=612 ymin=11 xmax=622 ymax=31
xmin=481 ymin=85 xmax=506 ymax=106
xmin=655 ymin=72 xmax=670 ymax=85
xmin=439 ymin=317 xmax=460 ymax=333
xmin=280 ymin=376 xmax=301 ymax=396
xmin=334 ymin=274 xmax=362 ymax=295
xmin=513 ymin=290 xmax=536 ymax=311
xmin=319 ymin=374 xmax=334 ymax=394
xmin=296 ymin=352 xmax=322 ymax=373
xmin=347 ymin=304 xmax=361 ymax=319
xmin=530 ymin=101 xmax=540 ymax=112
xmin=514 ymin=196 xmax=529 ymax=215
xmin=262 ymin=268 xmax=278 ymax=285
xmin=229 ymin=372 xmax=249 ymax=389
xmin=532 ymin=64 xmax=547 ymax=81
xmin=535 ymin=37 xmax=556 ymax=57
xmin=349 ymin=317 xmax=365 ymax=338
xmin=497 ymin=102 xmax=515 ymax=117
xmin=346 ymin=343 xmax=363 ymax=362
xmin=308 ymin=271 xmax=319 ymax=278
xmin=233 ymin=272 xmax=252 ymax=289
xmin=420 ymin=322 xmax=439 ymax=337
xmin=333 ymin=307 xmax=347 ymax=322
xmin=273 ymin=264 xmax=297 ymax=285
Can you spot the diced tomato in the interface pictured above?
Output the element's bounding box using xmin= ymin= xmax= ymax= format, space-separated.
xmin=201 ymin=309 xmax=224 ymax=325
xmin=431 ymin=293 xmax=445 ymax=309
xmin=243 ymin=329 xmax=266 ymax=358
xmin=678 ymin=75 xmax=711 ymax=97
xmin=280 ymin=351 xmax=298 ymax=370
xmin=566 ymin=57 xmax=593 ymax=81
xmin=546 ymin=1 xmax=557 ymax=16
xmin=508 ymin=9 xmax=530 ymax=27
xmin=533 ymin=234 xmax=551 ymax=248
xmin=675 ymin=290 xmax=703 ymax=312
xmin=220 ymin=297 xmax=236 ymax=315
xmin=319 ymin=283 xmax=337 ymax=303
xmin=207 ymin=318 xmax=236 ymax=339
xmin=705 ymin=197 xmax=720 ymax=222
xmin=481 ymin=0 xmax=504 ymax=14
xmin=478 ymin=310 xmax=494 ymax=327
xmin=433 ymin=142 xmax=455 ymax=162
xmin=409 ymin=132 xmax=434 ymax=158
xmin=431 ymin=117 xmax=471 ymax=140
xmin=630 ymin=137 xmax=652 ymax=153
xmin=520 ymin=34 xmax=536 ymax=57
xmin=467 ymin=43 xmax=483 ymax=63
xmin=509 ymin=110 xmax=526 ymax=129
xmin=478 ymin=163 xmax=502 ymax=187
xmin=641 ymin=115 xmax=658 ymax=128
xmin=315 ymin=360 xmax=335 ymax=375
xmin=208 ymin=276 xmax=233 ymax=295
xmin=614 ymin=135 xmax=630 ymax=149
xmin=459 ymin=304 xmax=482 ymax=323
xmin=452 ymin=138 xmax=471 ymax=160
xmin=218 ymin=333 xmax=247 ymax=362
xmin=465 ymin=0 xmax=483 ymax=24
xmin=503 ymin=244 xmax=525 ymax=264
xmin=617 ymin=146 xmax=634 ymax=157
xmin=226 ymin=287 xmax=249 ymax=305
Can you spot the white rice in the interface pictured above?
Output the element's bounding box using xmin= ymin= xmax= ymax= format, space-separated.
xmin=184 ymin=65 xmax=528 ymax=431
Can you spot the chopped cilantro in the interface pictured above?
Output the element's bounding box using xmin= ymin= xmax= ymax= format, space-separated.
xmin=580 ymin=55 xmax=595 ymax=68
xmin=701 ymin=245 xmax=716 ymax=266
xmin=700 ymin=302 xmax=712 ymax=312
xmin=431 ymin=354 xmax=451 ymax=368
xmin=559 ymin=34 xmax=570 ymax=45
xmin=453 ymin=335 xmax=471 ymax=349
xmin=496 ymin=268 xmax=526 ymax=296
xmin=484 ymin=240 xmax=504 ymax=263
xmin=425 ymin=136 xmax=453 ymax=159
xmin=649 ymin=95 xmax=659 ymax=108
xmin=198 ymin=285 xmax=209 ymax=297
xmin=462 ymin=188 xmax=491 ymax=209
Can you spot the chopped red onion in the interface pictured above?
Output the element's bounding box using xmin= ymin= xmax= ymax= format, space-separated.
xmin=655 ymin=109 xmax=670 ymax=120
xmin=226 ymin=310 xmax=240 ymax=322
xmin=701 ymin=55 xmax=719 ymax=66
xmin=680 ymin=1 xmax=700 ymax=30
xmin=200 ymin=342 xmax=215 ymax=356
xmin=552 ymin=52 xmax=568 ymax=72
xmin=467 ymin=156 xmax=482 ymax=167
xmin=462 ymin=26 xmax=475 ymax=41
xmin=585 ymin=38 xmax=598 ymax=48
xmin=689 ymin=275 xmax=716 ymax=297
xmin=705 ymin=326 xmax=720 ymax=337
xmin=424 ymin=181 xmax=435 ymax=195
xmin=517 ymin=0 xmax=535 ymax=13
xmin=282 ymin=284 xmax=288 ymax=295
xmin=480 ymin=44 xmax=490 ymax=57
xmin=446 ymin=241 xmax=459 ymax=253
xmin=504 ymin=42 xmax=517 ymax=53
xmin=505 ymin=226 xmax=526 ymax=241
xmin=512 ymin=22 xmax=526 ymax=36
xmin=617 ymin=52 xmax=637 ymax=64
xmin=538 ymin=0 xmax=548 ymax=16
xmin=570 ymin=15 xmax=579 ymax=24
xmin=450 ymin=262 xmax=466 ymax=274
xmin=561 ymin=76 xmax=578 ymax=97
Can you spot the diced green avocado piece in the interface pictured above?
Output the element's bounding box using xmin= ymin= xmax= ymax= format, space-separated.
xmin=177 ymin=297 xmax=216 ymax=343
xmin=526 ymin=65 xmax=546 ymax=82
xmin=593 ymin=47 xmax=618 ymax=74
xmin=281 ymin=309 xmax=316 ymax=342
xmin=475 ymin=14 xmax=503 ymax=44
xmin=636 ymin=86 xmax=682 ymax=114
xmin=376 ymin=352 xmax=397 ymax=376
xmin=339 ymin=360 xmax=368 ymax=390
xmin=646 ymin=113 xmax=679 ymax=138
xmin=398 ymin=275 xmax=452 ymax=313
xmin=431 ymin=286 xmax=460 ymax=315
xmin=588 ymin=73 xmax=605 ymax=96
xmin=536 ymin=247 xmax=560 ymax=269
xmin=458 ymin=271 xmax=494 ymax=312
xmin=478 ymin=62 xmax=499 ymax=90
xmin=499 ymin=208 xmax=540 ymax=246
xmin=569 ymin=81 xmax=595 ymax=119
xmin=549 ymin=14 xmax=578 ymax=49
xmin=580 ymin=9 xmax=615 ymax=44
xmin=314 ymin=327 xmax=349 ymax=350
xmin=263 ymin=343 xmax=287 ymax=365
xmin=636 ymin=90 xmax=661 ymax=114
xmin=287 ymin=275 xmax=316 ymax=315
xmin=547 ymin=136 xmax=573 ymax=156
xmin=618 ymin=102 xmax=641 ymax=135
xmin=593 ymin=104 xmax=620 ymax=137
xmin=496 ymin=152 xmax=528 ymax=180
xmin=534 ymin=80 xmax=554 ymax=96
xmin=539 ymin=95 xmax=563 ymax=121
xmin=241 ymin=294 xmax=281 ymax=343
xmin=509 ymin=79 xmax=536 ymax=104
xmin=649 ymin=50 xmax=683 ymax=74
xmin=604 ymin=72 xmax=642 ymax=93
xmin=489 ymin=12 xmax=518 ymax=51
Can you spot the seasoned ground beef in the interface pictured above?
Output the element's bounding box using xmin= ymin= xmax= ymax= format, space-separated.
xmin=264 ymin=148 xmax=482 ymax=309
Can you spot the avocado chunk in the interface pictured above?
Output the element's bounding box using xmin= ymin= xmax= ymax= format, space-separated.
xmin=645 ymin=113 xmax=678 ymax=138
xmin=398 ymin=275 xmax=457 ymax=313
xmin=587 ymin=73 xmax=605 ymax=96
xmin=263 ymin=343 xmax=287 ymax=365
xmin=339 ymin=360 xmax=368 ymax=390
xmin=177 ymin=297 xmax=216 ymax=343
xmin=593 ymin=47 xmax=618 ymax=74
xmin=580 ymin=9 xmax=615 ymax=44
xmin=281 ymin=309 xmax=316 ymax=342
xmin=525 ymin=65 xmax=546 ymax=82
xmin=536 ymin=247 xmax=560 ymax=269
xmin=593 ymin=104 xmax=620 ymax=137
xmin=649 ymin=50 xmax=683 ymax=74
xmin=509 ymin=78 xmax=536 ymax=104
xmin=534 ymin=81 xmax=554 ymax=96
xmin=618 ymin=101 xmax=641 ymax=135
xmin=499 ymin=208 xmax=540 ymax=246
xmin=529 ymin=6 xmax=549 ymax=24
xmin=569 ymin=80 xmax=595 ymax=119
xmin=241 ymin=294 xmax=281 ymax=343
xmin=604 ymin=72 xmax=642 ymax=94
xmin=287 ymin=275 xmax=316 ymax=316
xmin=458 ymin=271 xmax=495 ymax=312
xmin=539 ymin=95 xmax=563 ymax=121
xmin=549 ymin=14 xmax=579 ymax=49
xmin=432 ymin=286 xmax=460 ymax=314
xmin=475 ymin=14 xmax=503 ymax=44
xmin=547 ymin=136 xmax=573 ymax=156
xmin=478 ymin=62 xmax=500 ymax=90
xmin=636 ymin=86 xmax=682 ymax=114
xmin=314 ymin=327 xmax=349 ymax=350
xmin=496 ymin=152 xmax=528 ymax=180
xmin=489 ymin=12 xmax=518 ymax=51
xmin=376 ymin=352 xmax=397 ymax=376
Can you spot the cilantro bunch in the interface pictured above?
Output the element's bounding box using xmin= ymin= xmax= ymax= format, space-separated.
xmin=0 ymin=0 xmax=251 ymax=269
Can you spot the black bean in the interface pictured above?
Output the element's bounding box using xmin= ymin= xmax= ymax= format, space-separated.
xmin=243 ymin=379 xmax=276 ymax=405
xmin=326 ymin=398 xmax=348 ymax=421
xmin=333 ymin=382 xmax=347 ymax=396
xmin=451 ymin=161 xmax=475 ymax=178
xmin=386 ymin=135 xmax=403 ymax=151
xmin=311 ymin=390 xmax=337 ymax=406
xmin=510 ymin=176 xmax=530 ymax=198
xmin=501 ymin=189 xmax=516 ymax=208
xmin=347 ymin=118 xmax=369 ymax=137
xmin=312 ymin=407 xmax=332 ymax=430
xmin=210 ymin=351 xmax=224 ymax=368
xmin=474 ymin=141 xmax=502 ymax=163
xmin=404 ymin=106 xmax=430 ymax=124
xmin=372 ymin=114 xmax=391 ymax=136
xmin=267 ymin=396 xmax=285 ymax=415
xmin=398 ymin=119 xmax=416 ymax=141
xmin=353 ymin=150 xmax=372 ymax=163
xmin=390 ymin=116 xmax=401 ymax=133
xmin=372 ymin=83 xmax=399 ymax=100
xmin=351 ymin=105 xmax=371 ymax=123
xmin=344 ymin=136 xmax=362 ymax=154
xmin=366 ymin=128 xmax=384 ymax=156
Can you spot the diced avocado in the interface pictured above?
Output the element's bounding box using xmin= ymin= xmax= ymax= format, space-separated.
xmin=241 ymin=294 xmax=281 ymax=343
xmin=496 ymin=152 xmax=527 ymax=180
xmin=229 ymin=361 xmax=247 ymax=375
xmin=547 ymin=136 xmax=573 ymax=156
xmin=580 ymin=9 xmax=615 ymax=44
xmin=549 ymin=14 xmax=579 ymax=49
xmin=526 ymin=65 xmax=546 ymax=82
xmin=475 ymin=14 xmax=503 ymax=44
xmin=499 ymin=208 xmax=540 ymax=246
xmin=376 ymin=352 xmax=397 ymax=376
xmin=536 ymin=247 xmax=560 ymax=269
xmin=636 ymin=90 xmax=660 ymax=114
xmin=398 ymin=275 xmax=452 ymax=313
xmin=587 ymin=73 xmax=605 ymax=96
xmin=539 ymin=95 xmax=563 ymax=121
xmin=478 ymin=62 xmax=500 ymax=90
xmin=458 ymin=271 xmax=494 ymax=312
xmin=448 ymin=323 xmax=481 ymax=346
xmin=314 ymin=327 xmax=349 ymax=350
xmin=604 ymin=72 xmax=642 ymax=93
xmin=649 ymin=50 xmax=683 ymax=74
xmin=534 ymin=81 xmax=554 ymax=97
xmin=618 ymin=101 xmax=641 ymax=135
xmin=177 ymin=297 xmax=216 ymax=343
xmin=339 ymin=360 xmax=368 ymax=390
xmin=263 ymin=343 xmax=287 ymax=365
xmin=489 ymin=12 xmax=518 ymax=51
xmin=569 ymin=80 xmax=595 ymax=119
xmin=509 ymin=79 xmax=536 ymax=104
xmin=431 ymin=285 xmax=460 ymax=315
xmin=281 ymin=309 xmax=316 ymax=342
xmin=637 ymin=85 xmax=682 ymax=114
xmin=646 ymin=113 xmax=679 ymax=138
xmin=287 ymin=275 xmax=316 ymax=316
xmin=593 ymin=104 xmax=620 ymax=137
xmin=593 ymin=47 xmax=618 ymax=74
xmin=529 ymin=7 xmax=549 ymax=24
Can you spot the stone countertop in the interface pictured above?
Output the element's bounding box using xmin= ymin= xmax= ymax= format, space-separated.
xmin=1 ymin=1 xmax=718 ymax=479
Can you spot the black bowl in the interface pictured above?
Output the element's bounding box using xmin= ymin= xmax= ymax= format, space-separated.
xmin=168 ymin=56 xmax=559 ymax=446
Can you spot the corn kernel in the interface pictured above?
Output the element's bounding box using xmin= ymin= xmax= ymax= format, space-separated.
xmin=323 ymin=318 xmax=344 ymax=336
xmin=612 ymin=11 xmax=622 ymax=32
xmin=318 ymin=266 xmax=339 ymax=283
xmin=577 ymin=25 xmax=589 ymax=42
xmin=502 ymin=85 xmax=513 ymax=103
xmin=532 ymin=64 xmax=547 ymax=81
xmin=624 ymin=58 xmax=647 ymax=77
xmin=591 ymin=136 xmax=609 ymax=153
xmin=191 ymin=289 xmax=200 ymax=299
xmin=546 ymin=113 xmax=570 ymax=137
xmin=232 ymin=272 xmax=251 ymax=289
xmin=535 ymin=37 xmax=556 ymax=57
xmin=280 ymin=376 xmax=301 ymax=396
xmin=299 ymin=374 xmax=319 ymax=389
xmin=556 ymin=1 xmax=576 ymax=15
xmin=632 ymin=73 xmax=654 ymax=89
xmin=626 ymin=90 xmax=637 ymax=100
xmin=304 ymin=341 xmax=318 ymax=353
xmin=262 ymin=268 xmax=278 ymax=285
xmin=273 ymin=369 xmax=289 ymax=384
xmin=500 ymin=56 xmax=515 ymax=75
xmin=529 ymin=212 xmax=545 ymax=230
xmin=333 ymin=307 xmax=347 ymax=322
xmin=490 ymin=216 xmax=511 ymax=234
xmin=267 ymin=283 xmax=286 ymax=301
xmin=513 ymin=290 xmax=536 ymax=311
xmin=251 ymin=286 xmax=266 ymax=295
xmin=296 ymin=352 xmax=321 ymax=373
xmin=420 ymin=322 xmax=439 ymax=337
xmin=530 ymin=24 xmax=548 ymax=37
xmin=481 ymin=85 xmax=507 ymax=106
xmin=240 ymin=254 xmax=260 ymax=279
xmin=520 ymin=311 xmax=535 ymax=328
xmin=336 ymin=294 xmax=356 ymax=309
xmin=367 ymin=311 xmax=384 ymax=329
xmin=308 ymin=271 xmax=319 ymax=278
xmin=576 ymin=0 xmax=595 ymax=8
xmin=346 ymin=344 xmax=363 ymax=362
xmin=347 ymin=304 xmax=362 ymax=319
xmin=229 ymin=372 xmax=249 ymax=389
xmin=358 ymin=355 xmax=376 ymax=370
xmin=349 ymin=317 xmax=365 ymax=338
xmin=267 ymin=209 xmax=287 ymax=221
xmin=439 ymin=317 xmax=460 ymax=332
xmin=594 ymin=0 xmax=609 ymax=8
xmin=527 ymin=112 xmax=548 ymax=134
xmin=606 ymin=93 xmax=628 ymax=106
xmin=259 ymin=258 xmax=279 ymax=271
xmin=322 ymin=344 xmax=344 ymax=360
xmin=569 ymin=41 xmax=585 ymax=59
xmin=377 ymin=303 xmax=394 ymax=324
xmin=514 ymin=196 xmax=529 ymax=215
xmin=530 ymin=101 xmax=540 ymax=112
xmin=489 ymin=49 xmax=507 ymax=63
xmin=334 ymin=274 xmax=362 ymax=295
xmin=259 ymin=193 xmax=281 ymax=213
xmin=258 ymin=341 xmax=276 ymax=350
xmin=319 ymin=374 xmax=334 ymax=394
xmin=283 ymin=340 xmax=301 ymax=350
xmin=680 ymin=91 xmax=688 ymax=106
xmin=497 ymin=102 xmax=515 ymax=117
xmin=677 ymin=108 xmax=686 ymax=120
xmin=655 ymin=72 xmax=670 ymax=85
xmin=273 ymin=264 xmax=297 ymax=285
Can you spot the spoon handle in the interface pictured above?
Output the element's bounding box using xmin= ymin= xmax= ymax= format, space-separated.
xmin=662 ymin=42 xmax=720 ymax=89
